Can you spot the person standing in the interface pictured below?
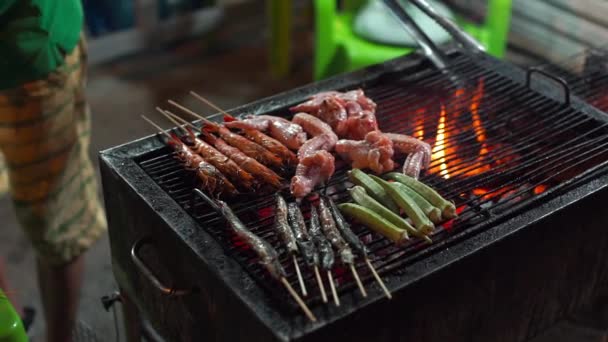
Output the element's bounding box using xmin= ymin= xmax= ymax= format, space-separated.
xmin=0 ymin=1 xmax=107 ymax=341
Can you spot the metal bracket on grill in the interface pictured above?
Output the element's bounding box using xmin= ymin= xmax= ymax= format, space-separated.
xmin=526 ymin=68 xmax=572 ymax=106
xmin=131 ymin=237 xmax=193 ymax=297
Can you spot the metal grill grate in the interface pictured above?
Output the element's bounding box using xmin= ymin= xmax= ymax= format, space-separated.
xmin=137 ymin=54 xmax=608 ymax=315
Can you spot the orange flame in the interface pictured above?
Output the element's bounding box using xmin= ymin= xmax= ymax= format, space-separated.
xmin=431 ymin=106 xmax=450 ymax=179
xmin=533 ymin=185 xmax=547 ymax=195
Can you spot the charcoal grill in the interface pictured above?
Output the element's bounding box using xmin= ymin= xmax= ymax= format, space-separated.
xmin=100 ymin=47 xmax=608 ymax=341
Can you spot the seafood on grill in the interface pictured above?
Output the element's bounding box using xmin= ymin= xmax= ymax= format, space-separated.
xmin=335 ymin=131 xmax=396 ymax=175
xmin=195 ymin=189 xmax=316 ymax=322
xmin=240 ymin=128 xmax=298 ymax=167
xmin=224 ymin=114 xmax=307 ymax=150
xmin=274 ymin=194 xmax=307 ymax=296
xmin=325 ymin=195 xmax=391 ymax=299
xmin=158 ymin=108 xmax=255 ymax=190
xmin=288 ymin=202 xmax=329 ymax=303
xmin=141 ymin=115 xmax=238 ymax=197
xmin=202 ymin=122 xmax=284 ymax=169
xmin=308 ymin=205 xmax=333 ymax=303
xmin=162 ymin=109 xmax=284 ymax=190
xmin=199 ymin=130 xmax=284 ymax=189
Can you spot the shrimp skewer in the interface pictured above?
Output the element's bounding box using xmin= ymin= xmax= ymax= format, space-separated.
xmin=168 ymin=100 xmax=284 ymax=169
xmin=141 ymin=115 xmax=237 ymax=197
xmin=157 ymin=108 xmax=256 ymax=190
xmin=164 ymin=110 xmax=284 ymax=189
xmin=186 ymin=93 xmax=298 ymax=166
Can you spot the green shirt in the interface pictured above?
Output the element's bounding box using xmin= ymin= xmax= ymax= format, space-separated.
xmin=0 ymin=0 xmax=83 ymax=90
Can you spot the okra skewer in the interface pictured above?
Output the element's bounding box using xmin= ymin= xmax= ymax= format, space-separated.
xmin=325 ymin=196 xmax=391 ymax=299
xmin=275 ymin=194 xmax=307 ymax=296
xmin=348 ymin=169 xmax=400 ymax=214
xmin=288 ymin=203 xmax=327 ymax=304
xmin=308 ymin=206 xmax=334 ymax=304
xmin=319 ymin=198 xmax=367 ymax=299
xmin=384 ymin=172 xmax=457 ymax=219
xmin=397 ymin=186 xmax=442 ymax=223
xmin=371 ymin=176 xmax=435 ymax=234
xmin=338 ymin=203 xmax=409 ymax=245
xmin=349 ymin=186 xmax=432 ymax=243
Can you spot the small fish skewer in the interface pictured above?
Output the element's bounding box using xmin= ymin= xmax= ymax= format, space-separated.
xmin=308 ymin=206 xmax=336 ymax=305
xmin=275 ymin=194 xmax=308 ymax=297
xmin=288 ymin=203 xmax=328 ymax=303
xmin=326 ymin=196 xmax=392 ymax=299
xmin=318 ymin=198 xmax=367 ymax=298
xmin=327 ymin=270 xmax=340 ymax=307
xmin=194 ymin=189 xmax=316 ymax=322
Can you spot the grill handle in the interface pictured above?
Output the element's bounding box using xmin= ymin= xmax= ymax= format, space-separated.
xmin=131 ymin=237 xmax=192 ymax=297
xmin=526 ymin=68 xmax=571 ymax=106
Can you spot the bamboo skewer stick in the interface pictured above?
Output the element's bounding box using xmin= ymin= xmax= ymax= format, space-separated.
xmin=365 ymin=257 xmax=392 ymax=299
xmin=327 ymin=270 xmax=340 ymax=307
xmin=190 ymin=91 xmax=232 ymax=117
xmin=314 ymin=266 xmax=328 ymax=304
xmin=157 ymin=107 xmax=189 ymax=133
xmin=350 ymin=264 xmax=367 ymax=298
xmin=168 ymin=100 xmax=209 ymax=122
xmin=281 ymin=277 xmax=316 ymax=322
xmin=293 ymin=255 xmax=308 ymax=297
xmin=141 ymin=115 xmax=173 ymax=138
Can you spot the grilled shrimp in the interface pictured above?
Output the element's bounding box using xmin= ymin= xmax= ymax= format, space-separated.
xmin=182 ymin=127 xmax=255 ymax=190
xmin=200 ymin=130 xmax=283 ymax=189
xmin=203 ymin=123 xmax=283 ymax=169
xmin=224 ymin=114 xmax=307 ymax=150
xmin=241 ymin=128 xmax=298 ymax=167
xmin=167 ymin=133 xmax=237 ymax=196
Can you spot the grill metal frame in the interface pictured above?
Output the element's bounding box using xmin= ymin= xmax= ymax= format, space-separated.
xmin=100 ymin=50 xmax=608 ymax=341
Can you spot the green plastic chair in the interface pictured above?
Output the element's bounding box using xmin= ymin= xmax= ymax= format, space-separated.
xmin=314 ymin=0 xmax=512 ymax=80
xmin=0 ymin=289 xmax=27 ymax=342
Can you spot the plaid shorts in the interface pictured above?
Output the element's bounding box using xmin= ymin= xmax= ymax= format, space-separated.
xmin=0 ymin=37 xmax=107 ymax=265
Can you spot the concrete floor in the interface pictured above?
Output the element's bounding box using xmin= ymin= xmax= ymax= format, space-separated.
xmin=1 ymin=3 xmax=607 ymax=341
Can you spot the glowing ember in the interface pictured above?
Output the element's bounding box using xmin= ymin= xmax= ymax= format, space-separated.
xmin=431 ymin=106 xmax=450 ymax=179
xmin=533 ymin=185 xmax=548 ymax=195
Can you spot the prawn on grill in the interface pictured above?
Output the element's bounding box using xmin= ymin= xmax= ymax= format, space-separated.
xmin=203 ymin=121 xmax=284 ymax=169
xmin=239 ymin=128 xmax=298 ymax=167
xmin=167 ymin=133 xmax=238 ymax=197
xmin=181 ymin=126 xmax=255 ymax=190
xmin=199 ymin=130 xmax=283 ymax=189
xmin=224 ymin=114 xmax=307 ymax=150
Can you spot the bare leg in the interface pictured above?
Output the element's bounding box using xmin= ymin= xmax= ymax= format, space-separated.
xmin=0 ymin=256 xmax=22 ymax=315
xmin=37 ymin=255 xmax=85 ymax=342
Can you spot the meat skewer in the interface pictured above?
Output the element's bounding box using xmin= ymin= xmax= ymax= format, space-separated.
xmin=384 ymin=133 xmax=432 ymax=179
xmin=335 ymin=131 xmax=396 ymax=175
xmin=168 ymin=100 xmax=284 ymax=169
xmin=156 ymin=108 xmax=257 ymax=191
xmin=194 ymin=188 xmax=316 ymax=322
xmin=141 ymin=115 xmax=237 ymax=197
xmin=163 ymin=110 xmax=283 ymax=189
xmin=287 ymin=202 xmax=328 ymax=304
xmin=318 ymin=198 xmax=367 ymax=299
xmin=325 ymin=196 xmax=392 ymax=299
xmin=308 ymin=205 xmax=335 ymax=305
xmin=275 ymin=194 xmax=307 ymax=296
xmin=290 ymin=113 xmax=339 ymax=199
